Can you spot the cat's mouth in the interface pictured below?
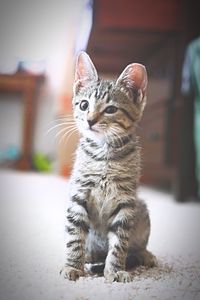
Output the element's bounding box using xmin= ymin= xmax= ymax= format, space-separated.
xmin=88 ymin=122 xmax=108 ymax=134
xmin=89 ymin=127 xmax=99 ymax=133
xmin=87 ymin=123 xmax=100 ymax=133
xmin=84 ymin=124 xmax=106 ymax=140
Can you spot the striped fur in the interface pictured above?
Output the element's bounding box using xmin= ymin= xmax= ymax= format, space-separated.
xmin=61 ymin=52 xmax=156 ymax=282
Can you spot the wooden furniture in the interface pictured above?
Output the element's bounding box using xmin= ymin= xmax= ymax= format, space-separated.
xmin=87 ymin=0 xmax=200 ymax=200
xmin=0 ymin=72 xmax=45 ymax=170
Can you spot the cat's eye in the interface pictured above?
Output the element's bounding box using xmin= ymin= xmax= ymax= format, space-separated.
xmin=80 ymin=100 xmax=89 ymax=111
xmin=104 ymin=106 xmax=118 ymax=114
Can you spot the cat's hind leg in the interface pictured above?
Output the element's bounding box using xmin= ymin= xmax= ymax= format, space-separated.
xmin=126 ymin=249 xmax=157 ymax=269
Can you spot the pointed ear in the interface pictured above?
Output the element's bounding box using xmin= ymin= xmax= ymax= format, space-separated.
xmin=74 ymin=51 xmax=98 ymax=93
xmin=116 ymin=63 xmax=148 ymax=96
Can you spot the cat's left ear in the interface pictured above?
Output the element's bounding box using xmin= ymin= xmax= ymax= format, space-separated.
xmin=74 ymin=51 xmax=98 ymax=93
xmin=116 ymin=63 xmax=148 ymax=101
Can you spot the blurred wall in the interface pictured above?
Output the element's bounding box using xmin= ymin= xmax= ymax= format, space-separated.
xmin=0 ymin=0 xmax=90 ymax=165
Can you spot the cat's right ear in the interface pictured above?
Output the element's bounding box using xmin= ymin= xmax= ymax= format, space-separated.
xmin=116 ymin=63 xmax=148 ymax=97
xmin=74 ymin=51 xmax=98 ymax=93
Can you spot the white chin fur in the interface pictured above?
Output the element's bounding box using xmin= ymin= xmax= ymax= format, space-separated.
xmin=81 ymin=128 xmax=105 ymax=142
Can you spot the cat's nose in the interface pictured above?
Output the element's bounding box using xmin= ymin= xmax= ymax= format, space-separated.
xmin=87 ymin=118 xmax=97 ymax=128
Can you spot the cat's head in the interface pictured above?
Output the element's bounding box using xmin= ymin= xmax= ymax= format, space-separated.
xmin=73 ymin=51 xmax=147 ymax=143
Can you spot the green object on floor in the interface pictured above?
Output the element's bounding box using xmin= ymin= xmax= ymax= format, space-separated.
xmin=33 ymin=153 xmax=52 ymax=172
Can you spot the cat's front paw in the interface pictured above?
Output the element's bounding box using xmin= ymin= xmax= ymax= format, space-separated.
xmin=104 ymin=270 xmax=132 ymax=283
xmin=60 ymin=266 xmax=84 ymax=281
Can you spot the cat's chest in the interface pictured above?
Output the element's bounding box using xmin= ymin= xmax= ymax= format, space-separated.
xmin=87 ymin=175 xmax=115 ymax=229
xmin=91 ymin=175 xmax=113 ymax=202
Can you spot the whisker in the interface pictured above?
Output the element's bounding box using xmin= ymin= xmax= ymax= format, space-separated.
xmin=110 ymin=127 xmax=124 ymax=147
xmin=55 ymin=114 xmax=74 ymax=118
xmin=48 ymin=115 xmax=74 ymax=124
xmin=105 ymin=131 xmax=113 ymax=145
xmin=135 ymin=123 xmax=143 ymax=131
xmin=60 ymin=128 xmax=79 ymax=165
xmin=58 ymin=126 xmax=77 ymax=146
xmin=64 ymin=128 xmax=79 ymax=147
xmin=46 ymin=122 xmax=76 ymax=135
xmin=53 ymin=116 xmax=75 ymax=122
xmin=108 ymin=128 xmax=118 ymax=144
xmin=58 ymin=125 xmax=77 ymax=144
xmin=111 ymin=124 xmax=125 ymax=145
xmin=55 ymin=124 xmax=77 ymax=140
xmin=50 ymin=119 xmax=75 ymax=125
xmin=99 ymin=124 xmax=107 ymax=129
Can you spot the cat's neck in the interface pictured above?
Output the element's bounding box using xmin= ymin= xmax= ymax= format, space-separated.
xmin=106 ymin=133 xmax=134 ymax=149
xmin=80 ymin=130 xmax=138 ymax=155
xmin=83 ymin=131 xmax=135 ymax=145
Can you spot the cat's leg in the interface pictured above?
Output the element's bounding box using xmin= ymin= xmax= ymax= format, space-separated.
xmin=104 ymin=206 xmax=133 ymax=283
xmin=61 ymin=194 xmax=89 ymax=281
xmin=104 ymin=232 xmax=131 ymax=282
xmin=104 ymin=198 xmax=153 ymax=282
xmin=126 ymin=249 xmax=157 ymax=269
xmin=85 ymin=229 xmax=107 ymax=275
xmin=126 ymin=200 xmax=157 ymax=269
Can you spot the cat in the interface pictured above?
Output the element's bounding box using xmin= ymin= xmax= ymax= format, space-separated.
xmin=60 ymin=51 xmax=157 ymax=282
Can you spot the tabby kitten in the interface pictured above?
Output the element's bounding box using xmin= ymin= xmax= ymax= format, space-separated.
xmin=61 ymin=52 xmax=156 ymax=282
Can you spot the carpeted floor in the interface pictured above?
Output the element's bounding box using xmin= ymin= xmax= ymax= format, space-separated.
xmin=0 ymin=170 xmax=199 ymax=300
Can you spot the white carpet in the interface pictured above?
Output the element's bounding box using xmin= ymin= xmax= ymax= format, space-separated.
xmin=0 ymin=170 xmax=199 ymax=300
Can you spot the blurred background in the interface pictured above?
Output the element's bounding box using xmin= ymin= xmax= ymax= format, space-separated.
xmin=0 ymin=0 xmax=200 ymax=202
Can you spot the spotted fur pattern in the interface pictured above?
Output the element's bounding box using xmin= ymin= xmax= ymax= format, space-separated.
xmin=61 ymin=52 xmax=156 ymax=282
